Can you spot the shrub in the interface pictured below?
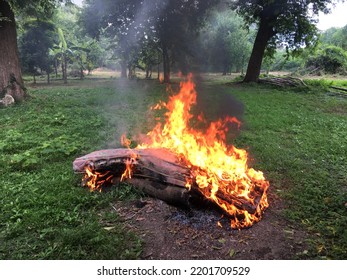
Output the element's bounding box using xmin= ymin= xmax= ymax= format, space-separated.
xmin=305 ymin=46 xmax=347 ymax=74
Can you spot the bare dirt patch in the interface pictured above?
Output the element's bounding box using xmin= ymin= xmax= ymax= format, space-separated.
xmin=112 ymin=192 xmax=308 ymax=260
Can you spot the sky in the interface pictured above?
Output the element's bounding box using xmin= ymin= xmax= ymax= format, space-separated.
xmin=316 ymin=1 xmax=347 ymax=30
xmin=71 ymin=0 xmax=347 ymax=31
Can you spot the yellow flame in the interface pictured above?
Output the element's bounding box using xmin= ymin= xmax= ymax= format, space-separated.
xmin=138 ymin=74 xmax=269 ymax=228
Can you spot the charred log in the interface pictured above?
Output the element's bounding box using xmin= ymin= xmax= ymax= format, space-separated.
xmin=73 ymin=148 xmax=265 ymax=217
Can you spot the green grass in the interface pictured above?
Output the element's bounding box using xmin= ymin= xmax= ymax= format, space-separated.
xmin=1 ymin=76 xmax=346 ymax=259
xmin=228 ymin=83 xmax=347 ymax=259
xmin=0 ymin=79 xmax=166 ymax=259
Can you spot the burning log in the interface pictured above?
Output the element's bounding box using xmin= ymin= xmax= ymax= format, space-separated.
xmin=73 ymin=148 xmax=263 ymax=216
xmin=74 ymin=148 xmax=191 ymax=206
xmin=73 ymin=75 xmax=269 ymax=229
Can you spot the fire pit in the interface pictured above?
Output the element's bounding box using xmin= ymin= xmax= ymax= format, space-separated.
xmin=73 ymin=75 xmax=269 ymax=229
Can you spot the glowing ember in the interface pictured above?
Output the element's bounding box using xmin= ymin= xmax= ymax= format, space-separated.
xmin=138 ymin=74 xmax=269 ymax=228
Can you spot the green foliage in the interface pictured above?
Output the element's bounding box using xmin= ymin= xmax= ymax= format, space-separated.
xmin=230 ymin=0 xmax=342 ymax=81
xmin=306 ymin=45 xmax=347 ymax=74
xmin=81 ymin=0 xmax=219 ymax=79
xmin=232 ymin=0 xmax=338 ymax=53
xmin=198 ymin=9 xmax=253 ymax=74
xmin=269 ymin=50 xmax=304 ymax=72
xmin=19 ymin=19 xmax=56 ymax=78
xmin=320 ymin=24 xmax=347 ymax=50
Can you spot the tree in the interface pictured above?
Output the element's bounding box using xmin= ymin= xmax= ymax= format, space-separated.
xmin=85 ymin=40 xmax=104 ymax=74
xmin=19 ymin=20 xmax=56 ymax=84
xmin=81 ymin=0 xmax=219 ymax=82
xmin=306 ymin=45 xmax=347 ymax=74
xmin=80 ymin=0 xmax=142 ymax=78
xmin=321 ymin=24 xmax=347 ymax=50
xmin=145 ymin=0 xmax=219 ymax=82
xmin=0 ymin=0 xmax=63 ymax=102
xmin=231 ymin=0 xmax=344 ymax=82
xmin=199 ymin=9 xmax=252 ymax=75
xmin=53 ymin=27 xmax=70 ymax=83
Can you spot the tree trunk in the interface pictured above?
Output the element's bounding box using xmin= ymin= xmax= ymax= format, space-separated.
xmin=157 ymin=52 xmax=160 ymax=80
xmin=61 ymin=54 xmax=68 ymax=84
xmin=33 ymin=74 xmax=36 ymax=84
xmin=47 ymin=72 xmax=50 ymax=84
xmin=54 ymin=59 xmax=58 ymax=78
xmin=243 ymin=17 xmax=276 ymax=83
xmin=0 ymin=0 xmax=26 ymax=102
xmin=120 ymin=60 xmax=127 ymax=78
xmin=222 ymin=61 xmax=228 ymax=76
xmin=80 ymin=67 xmax=84 ymax=80
xmin=162 ymin=44 xmax=170 ymax=83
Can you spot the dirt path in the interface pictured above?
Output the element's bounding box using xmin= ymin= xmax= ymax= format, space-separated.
xmin=112 ymin=191 xmax=308 ymax=260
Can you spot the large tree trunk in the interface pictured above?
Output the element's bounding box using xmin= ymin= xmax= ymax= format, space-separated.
xmin=243 ymin=17 xmax=276 ymax=83
xmin=162 ymin=44 xmax=170 ymax=83
xmin=0 ymin=0 xmax=26 ymax=102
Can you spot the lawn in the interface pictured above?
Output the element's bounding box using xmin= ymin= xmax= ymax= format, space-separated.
xmin=0 ymin=75 xmax=346 ymax=259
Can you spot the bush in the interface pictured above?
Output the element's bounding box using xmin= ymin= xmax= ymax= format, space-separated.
xmin=305 ymin=46 xmax=347 ymax=74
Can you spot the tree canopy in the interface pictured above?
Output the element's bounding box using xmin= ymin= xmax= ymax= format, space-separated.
xmin=230 ymin=0 xmax=345 ymax=82
xmin=81 ymin=0 xmax=219 ymax=82
xmin=0 ymin=0 xmax=69 ymax=101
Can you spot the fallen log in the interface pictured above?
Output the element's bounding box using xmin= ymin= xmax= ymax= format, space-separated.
xmin=73 ymin=148 xmax=262 ymax=215
xmin=330 ymin=86 xmax=347 ymax=93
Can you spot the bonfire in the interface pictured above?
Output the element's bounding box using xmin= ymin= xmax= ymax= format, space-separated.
xmin=73 ymin=75 xmax=269 ymax=229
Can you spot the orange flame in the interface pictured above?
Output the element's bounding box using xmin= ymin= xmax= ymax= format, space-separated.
xmin=82 ymin=74 xmax=269 ymax=229
xmin=83 ymin=166 xmax=113 ymax=192
xmin=120 ymin=159 xmax=133 ymax=181
xmin=120 ymin=134 xmax=137 ymax=181
xmin=139 ymin=74 xmax=269 ymax=228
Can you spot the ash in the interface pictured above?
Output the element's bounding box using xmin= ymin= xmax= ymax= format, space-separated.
xmin=169 ymin=207 xmax=232 ymax=231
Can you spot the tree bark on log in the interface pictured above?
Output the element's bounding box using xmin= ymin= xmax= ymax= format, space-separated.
xmin=0 ymin=0 xmax=26 ymax=102
xmin=73 ymin=148 xmax=263 ymax=215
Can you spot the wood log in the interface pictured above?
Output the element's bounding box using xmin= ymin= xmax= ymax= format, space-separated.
xmin=330 ymin=86 xmax=347 ymax=93
xmin=73 ymin=148 xmax=261 ymax=215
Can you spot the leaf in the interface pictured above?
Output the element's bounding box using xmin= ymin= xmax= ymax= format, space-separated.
xmin=283 ymin=229 xmax=294 ymax=235
xmin=103 ymin=226 xmax=115 ymax=231
xmin=229 ymin=248 xmax=235 ymax=257
xmin=57 ymin=28 xmax=67 ymax=50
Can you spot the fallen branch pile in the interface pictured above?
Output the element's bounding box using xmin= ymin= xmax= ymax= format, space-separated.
xmin=258 ymin=77 xmax=307 ymax=87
